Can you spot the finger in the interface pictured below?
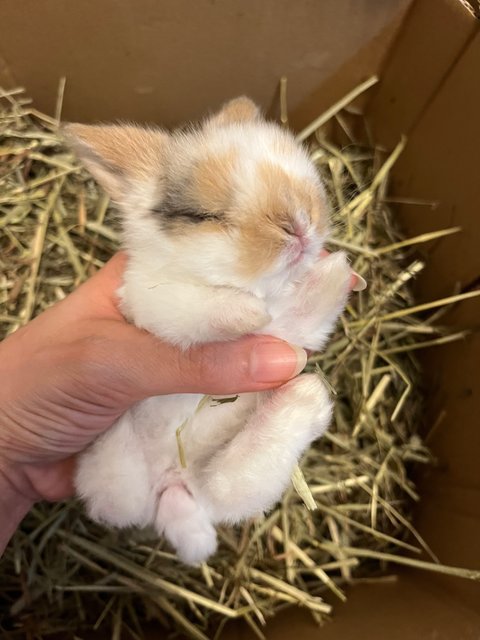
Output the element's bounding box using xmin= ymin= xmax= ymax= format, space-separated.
xmin=72 ymin=252 xmax=127 ymax=319
xmin=350 ymin=271 xmax=367 ymax=291
xmin=22 ymin=253 xmax=129 ymax=334
xmin=110 ymin=328 xmax=308 ymax=400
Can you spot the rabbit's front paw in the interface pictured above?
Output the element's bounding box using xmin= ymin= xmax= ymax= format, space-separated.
xmin=211 ymin=291 xmax=271 ymax=339
xmin=305 ymin=250 xmax=352 ymax=312
xmin=269 ymin=251 xmax=352 ymax=350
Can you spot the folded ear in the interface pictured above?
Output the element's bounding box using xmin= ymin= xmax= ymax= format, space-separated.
xmin=207 ymin=96 xmax=261 ymax=126
xmin=63 ymin=123 xmax=169 ymax=204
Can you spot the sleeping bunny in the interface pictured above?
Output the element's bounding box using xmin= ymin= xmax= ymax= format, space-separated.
xmin=65 ymin=97 xmax=364 ymax=564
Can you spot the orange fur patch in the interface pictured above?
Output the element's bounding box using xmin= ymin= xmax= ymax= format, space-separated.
xmin=190 ymin=152 xmax=237 ymax=211
xmin=65 ymin=124 xmax=168 ymax=178
xmin=235 ymin=161 xmax=328 ymax=278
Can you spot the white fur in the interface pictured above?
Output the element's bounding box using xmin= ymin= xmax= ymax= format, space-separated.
xmin=73 ymin=104 xmax=353 ymax=565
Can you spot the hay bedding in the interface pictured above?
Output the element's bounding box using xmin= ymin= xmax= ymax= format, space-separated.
xmin=1 ymin=81 xmax=479 ymax=639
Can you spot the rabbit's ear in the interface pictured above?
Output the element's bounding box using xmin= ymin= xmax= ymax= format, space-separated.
xmin=206 ymin=96 xmax=261 ymax=127
xmin=63 ymin=123 xmax=169 ymax=204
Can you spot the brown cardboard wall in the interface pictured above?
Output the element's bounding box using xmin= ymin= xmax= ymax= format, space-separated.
xmin=368 ymin=0 xmax=477 ymax=145
xmin=368 ymin=24 xmax=480 ymax=613
xmin=0 ymin=0 xmax=411 ymax=126
xmin=233 ymin=574 xmax=480 ymax=639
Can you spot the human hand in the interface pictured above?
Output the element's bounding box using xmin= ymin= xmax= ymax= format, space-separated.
xmin=0 ymin=253 xmax=307 ymax=550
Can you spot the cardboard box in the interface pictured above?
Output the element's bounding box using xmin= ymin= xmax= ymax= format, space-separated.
xmin=1 ymin=0 xmax=479 ymax=636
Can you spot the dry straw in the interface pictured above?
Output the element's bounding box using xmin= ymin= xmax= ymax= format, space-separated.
xmin=1 ymin=80 xmax=479 ymax=639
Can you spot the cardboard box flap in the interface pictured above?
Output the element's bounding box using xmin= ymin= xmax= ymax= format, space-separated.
xmin=368 ymin=0 xmax=478 ymax=146
xmin=460 ymin=0 xmax=480 ymax=18
xmin=368 ymin=24 xmax=480 ymax=613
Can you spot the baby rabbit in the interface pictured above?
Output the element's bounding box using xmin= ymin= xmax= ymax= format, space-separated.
xmin=65 ymin=97 xmax=362 ymax=565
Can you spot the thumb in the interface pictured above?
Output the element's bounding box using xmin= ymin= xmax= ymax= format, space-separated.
xmin=109 ymin=325 xmax=308 ymax=401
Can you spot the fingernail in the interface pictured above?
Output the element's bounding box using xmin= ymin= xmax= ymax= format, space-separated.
xmin=351 ymin=271 xmax=367 ymax=292
xmin=250 ymin=341 xmax=307 ymax=383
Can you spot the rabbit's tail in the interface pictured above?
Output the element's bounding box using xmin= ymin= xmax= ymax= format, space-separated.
xmin=155 ymin=484 xmax=217 ymax=565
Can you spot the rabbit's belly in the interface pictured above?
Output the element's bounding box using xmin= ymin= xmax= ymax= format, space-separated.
xmin=130 ymin=394 xmax=202 ymax=477
xmin=132 ymin=394 xmax=203 ymax=433
xmin=128 ymin=392 xmax=259 ymax=489
xmin=183 ymin=392 xmax=260 ymax=466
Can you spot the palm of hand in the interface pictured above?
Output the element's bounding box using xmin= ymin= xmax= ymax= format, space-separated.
xmin=0 ymin=254 xmax=137 ymax=499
